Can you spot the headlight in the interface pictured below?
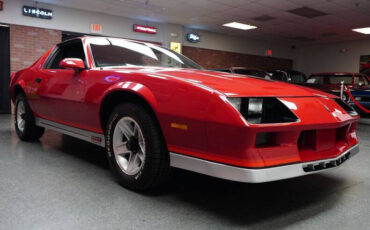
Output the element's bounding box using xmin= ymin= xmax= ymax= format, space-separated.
xmin=227 ymin=97 xmax=242 ymax=111
xmin=248 ymin=98 xmax=263 ymax=116
xmin=227 ymin=97 xmax=298 ymax=124
xmin=334 ymin=99 xmax=358 ymax=116
xmin=246 ymin=98 xmax=264 ymax=124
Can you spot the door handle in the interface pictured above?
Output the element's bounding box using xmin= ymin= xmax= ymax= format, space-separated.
xmin=35 ymin=78 xmax=42 ymax=83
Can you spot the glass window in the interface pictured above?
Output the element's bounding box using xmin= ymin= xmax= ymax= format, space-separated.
xmin=308 ymin=75 xmax=352 ymax=85
xmin=270 ymin=71 xmax=285 ymax=81
xmin=329 ymin=75 xmax=352 ymax=85
xmin=307 ymin=75 xmax=324 ymax=84
xmin=363 ymin=76 xmax=369 ymax=86
xmin=47 ymin=40 xmax=86 ymax=69
xmin=90 ymin=37 xmax=202 ymax=69
xmin=356 ymin=75 xmax=369 ymax=86
xmin=288 ymin=71 xmax=306 ymax=83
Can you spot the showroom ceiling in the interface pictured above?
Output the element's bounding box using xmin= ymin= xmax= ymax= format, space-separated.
xmin=30 ymin=0 xmax=370 ymax=44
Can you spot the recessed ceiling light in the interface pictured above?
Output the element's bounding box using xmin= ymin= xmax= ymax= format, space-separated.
xmin=222 ymin=22 xmax=257 ymax=30
xmin=352 ymin=27 xmax=370 ymax=34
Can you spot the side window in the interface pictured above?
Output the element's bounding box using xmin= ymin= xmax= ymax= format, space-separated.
xmin=358 ymin=75 xmax=368 ymax=86
xmin=354 ymin=75 xmax=360 ymax=86
xmin=307 ymin=76 xmax=324 ymax=84
xmin=46 ymin=41 xmax=86 ymax=69
xmin=363 ymin=76 xmax=369 ymax=86
xmin=271 ymin=72 xmax=284 ymax=81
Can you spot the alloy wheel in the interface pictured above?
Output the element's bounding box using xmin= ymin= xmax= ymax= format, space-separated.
xmin=16 ymin=101 xmax=26 ymax=132
xmin=113 ymin=117 xmax=146 ymax=175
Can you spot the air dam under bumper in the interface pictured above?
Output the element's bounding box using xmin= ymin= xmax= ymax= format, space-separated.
xmin=170 ymin=144 xmax=359 ymax=183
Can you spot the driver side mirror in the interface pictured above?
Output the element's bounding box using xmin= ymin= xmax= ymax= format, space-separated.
xmin=59 ymin=58 xmax=85 ymax=73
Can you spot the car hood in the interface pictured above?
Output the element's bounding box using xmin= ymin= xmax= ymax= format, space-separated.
xmin=106 ymin=67 xmax=335 ymax=98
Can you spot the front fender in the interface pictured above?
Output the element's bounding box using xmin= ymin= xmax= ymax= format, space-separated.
xmin=100 ymin=81 xmax=158 ymax=110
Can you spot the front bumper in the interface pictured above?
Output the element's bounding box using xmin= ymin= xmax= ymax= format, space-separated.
xmin=170 ymin=144 xmax=359 ymax=183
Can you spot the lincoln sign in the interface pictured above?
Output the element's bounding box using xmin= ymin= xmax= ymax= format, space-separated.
xmin=23 ymin=6 xmax=53 ymax=19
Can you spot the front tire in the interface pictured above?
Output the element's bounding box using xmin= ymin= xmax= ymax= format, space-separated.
xmin=105 ymin=102 xmax=170 ymax=191
xmin=14 ymin=93 xmax=45 ymax=141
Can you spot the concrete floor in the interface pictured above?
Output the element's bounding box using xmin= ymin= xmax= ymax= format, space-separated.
xmin=0 ymin=114 xmax=369 ymax=230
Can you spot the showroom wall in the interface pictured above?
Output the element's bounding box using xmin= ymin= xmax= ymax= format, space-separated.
xmin=0 ymin=0 xmax=297 ymax=71
xmin=182 ymin=28 xmax=298 ymax=61
xmin=183 ymin=46 xmax=293 ymax=70
xmin=0 ymin=0 xmax=164 ymax=44
xmin=296 ymin=39 xmax=370 ymax=75
xmin=10 ymin=25 xmax=61 ymax=73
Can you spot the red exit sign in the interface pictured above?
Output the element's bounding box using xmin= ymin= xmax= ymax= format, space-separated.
xmin=0 ymin=1 xmax=3 ymax=11
xmin=90 ymin=24 xmax=102 ymax=34
xmin=266 ymin=49 xmax=272 ymax=57
xmin=133 ymin=24 xmax=157 ymax=34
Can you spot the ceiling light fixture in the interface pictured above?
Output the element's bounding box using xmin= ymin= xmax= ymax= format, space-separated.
xmin=352 ymin=27 xmax=370 ymax=34
xmin=222 ymin=22 xmax=257 ymax=30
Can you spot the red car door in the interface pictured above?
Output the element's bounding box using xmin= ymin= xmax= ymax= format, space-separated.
xmin=34 ymin=39 xmax=95 ymax=131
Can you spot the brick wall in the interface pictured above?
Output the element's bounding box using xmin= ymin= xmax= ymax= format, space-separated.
xmin=183 ymin=46 xmax=293 ymax=71
xmin=10 ymin=25 xmax=61 ymax=73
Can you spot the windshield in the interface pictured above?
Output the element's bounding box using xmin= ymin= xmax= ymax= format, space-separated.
xmin=234 ymin=69 xmax=270 ymax=79
xmin=288 ymin=71 xmax=306 ymax=83
xmin=90 ymin=37 xmax=202 ymax=69
xmin=307 ymin=75 xmax=353 ymax=85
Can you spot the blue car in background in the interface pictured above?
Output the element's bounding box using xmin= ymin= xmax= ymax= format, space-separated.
xmin=349 ymin=89 xmax=370 ymax=116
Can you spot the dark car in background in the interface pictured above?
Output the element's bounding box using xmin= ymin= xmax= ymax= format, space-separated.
xmin=305 ymin=72 xmax=369 ymax=96
xmin=304 ymin=72 xmax=370 ymax=115
xmin=268 ymin=70 xmax=307 ymax=84
xmin=213 ymin=67 xmax=272 ymax=79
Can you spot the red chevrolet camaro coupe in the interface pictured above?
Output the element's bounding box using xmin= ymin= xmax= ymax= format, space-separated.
xmin=10 ymin=36 xmax=360 ymax=191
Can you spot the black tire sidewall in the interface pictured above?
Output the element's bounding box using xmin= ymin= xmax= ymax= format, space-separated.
xmin=105 ymin=103 xmax=167 ymax=190
xmin=14 ymin=93 xmax=44 ymax=141
xmin=14 ymin=94 xmax=31 ymax=140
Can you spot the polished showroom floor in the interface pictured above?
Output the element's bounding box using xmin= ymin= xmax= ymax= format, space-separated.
xmin=0 ymin=114 xmax=369 ymax=230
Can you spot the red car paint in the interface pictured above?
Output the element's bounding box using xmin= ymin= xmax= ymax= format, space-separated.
xmin=9 ymin=37 xmax=359 ymax=169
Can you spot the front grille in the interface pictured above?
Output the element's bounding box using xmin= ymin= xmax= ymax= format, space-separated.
xmin=302 ymin=152 xmax=351 ymax=172
xmin=298 ymin=126 xmax=348 ymax=152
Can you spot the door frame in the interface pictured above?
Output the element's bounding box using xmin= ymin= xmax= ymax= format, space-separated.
xmin=0 ymin=25 xmax=10 ymax=114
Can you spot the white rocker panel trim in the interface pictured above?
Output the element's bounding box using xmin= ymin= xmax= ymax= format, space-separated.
xmin=35 ymin=118 xmax=105 ymax=147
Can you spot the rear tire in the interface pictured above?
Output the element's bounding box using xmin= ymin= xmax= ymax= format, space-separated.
xmin=14 ymin=93 xmax=45 ymax=141
xmin=105 ymin=102 xmax=170 ymax=191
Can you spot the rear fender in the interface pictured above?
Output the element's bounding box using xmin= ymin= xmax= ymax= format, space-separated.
xmin=10 ymin=79 xmax=27 ymax=101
